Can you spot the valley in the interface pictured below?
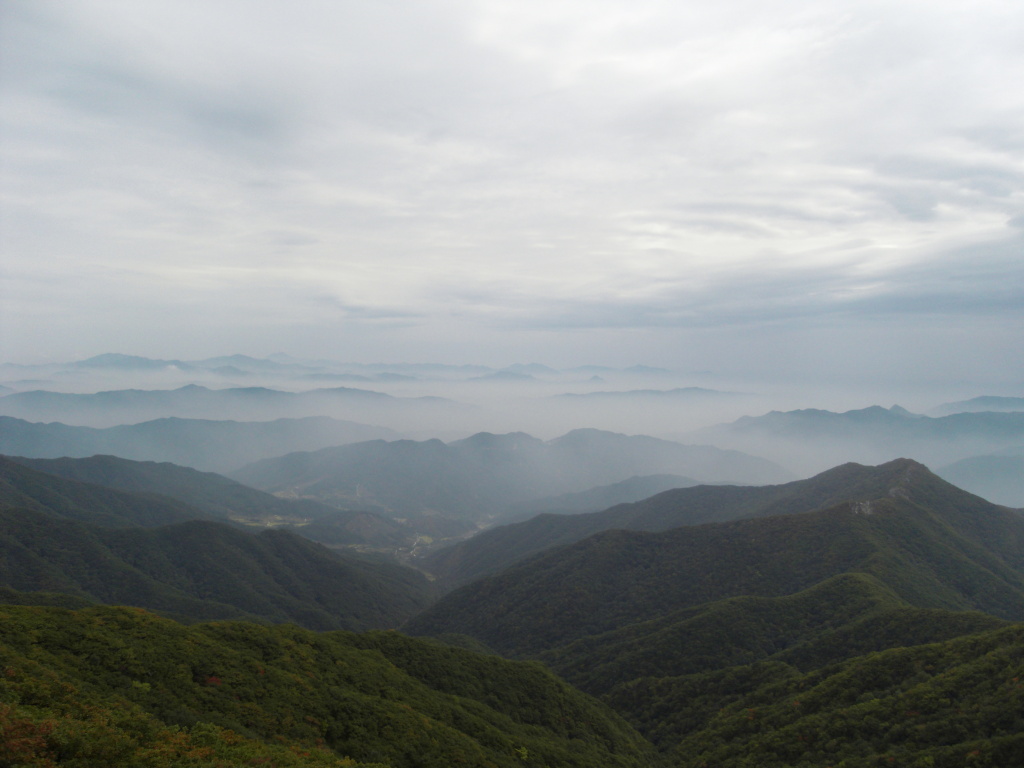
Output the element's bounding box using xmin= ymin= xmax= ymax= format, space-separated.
xmin=1 ymin=354 xmax=1023 ymax=766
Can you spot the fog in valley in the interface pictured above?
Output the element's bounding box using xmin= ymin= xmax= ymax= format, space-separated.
xmin=3 ymin=4 xmax=1024 ymax=764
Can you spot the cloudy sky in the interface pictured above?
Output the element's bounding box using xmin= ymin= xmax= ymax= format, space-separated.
xmin=1 ymin=0 xmax=1022 ymax=386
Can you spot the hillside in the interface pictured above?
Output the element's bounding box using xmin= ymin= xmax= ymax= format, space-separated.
xmin=0 ymin=604 xmax=659 ymax=768
xmin=9 ymin=454 xmax=414 ymax=549
xmin=423 ymin=458 xmax=1001 ymax=589
xmin=0 ymin=508 xmax=433 ymax=630
xmin=406 ymin=460 xmax=1024 ymax=655
xmin=230 ymin=429 xmax=791 ymax=529
xmin=405 ymin=460 xmax=1024 ymax=765
xmin=0 ymin=455 xmax=209 ymax=528
xmin=0 ymin=414 xmax=399 ymax=472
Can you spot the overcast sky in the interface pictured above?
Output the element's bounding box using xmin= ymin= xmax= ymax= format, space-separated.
xmin=1 ymin=0 xmax=1022 ymax=387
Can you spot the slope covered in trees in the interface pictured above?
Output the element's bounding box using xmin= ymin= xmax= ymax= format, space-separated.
xmin=409 ymin=462 xmax=1024 ymax=654
xmin=0 ymin=604 xmax=659 ymax=768
xmin=423 ymin=458 xmax=980 ymax=588
xmin=406 ymin=460 xmax=1024 ymax=766
xmin=9 ymin=454 xmax=414 ymax=549
xmin=0 ymin=509 xmax=434 ymax=630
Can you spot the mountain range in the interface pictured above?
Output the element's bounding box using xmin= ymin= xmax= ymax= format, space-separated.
xmin=0 ymin=383 xmax=462 ymax=428
xmin=0 ymin=458 xmax=433 ymax=630
xmin=0 ymin=414 xmax=398 ymax=472
xmin=229 ymin=429 xmax=792 ymax=529
xmin=405 ymin=459 xmax=1024 ymax=764
xmin=2 ymin=450 xmax=1022 ymax=765
xmin=6 ymin=453 xmax=413 ymax=550
xmin=695 ymin=404 xmax=1024 ymax=474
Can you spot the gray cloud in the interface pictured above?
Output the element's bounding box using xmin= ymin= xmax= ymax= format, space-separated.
xmin=1 ymin=0 xmax=1022 ymax=385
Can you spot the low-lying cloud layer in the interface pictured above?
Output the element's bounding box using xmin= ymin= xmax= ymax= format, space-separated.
xmin=2 ymin=0 xmax=1022 ymax=386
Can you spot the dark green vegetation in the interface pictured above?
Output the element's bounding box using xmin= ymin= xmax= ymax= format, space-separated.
xmin=408 ymin=460 xmax=1024 ymax=765
xmin=0 ymin=455 xmax=209 ymax=528
xmin=9 ymin=454 xmax=414 ymax=549
xmin=409 ymin=460 xmax=1024 ymax=653
xmin=423 ymin=458 xmax=1002 ymax=588
xmin=0 ymin=459 xmax=433 ymax=630
xmin=230 ymin=428 xmax=790 ymax=530
xmin=0 ymin=604 xmax=657 ymax=768
xmin=0 ymin=510 xmax=433 ymax=630
xmin=4 ymin=453 xmax=1024 ymax=766
xmin=0 ymin=414 xmax=397 ymax=472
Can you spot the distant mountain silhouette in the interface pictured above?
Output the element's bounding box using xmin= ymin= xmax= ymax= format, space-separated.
xmin=937 ymin=453 xmax=1024 ymax=508
xmin=928 ymin=395 xmax=1024 ymax=416
xmin=229 ymin=429 xmax=792 ymax=530
xmin=696 ymin=405 xmax=1024 ymax=474
xmin=0 ymin=384 xmax=462 ymax=428
xmin=0 ymin=415 xmax=398 ymax=472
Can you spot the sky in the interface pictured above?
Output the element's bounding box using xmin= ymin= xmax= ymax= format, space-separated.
xmin=1 ymin=0 xmax=1022 ymax=388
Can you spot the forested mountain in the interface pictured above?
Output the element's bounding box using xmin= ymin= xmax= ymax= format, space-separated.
xmin=695 ymin=405 xmax=1024 ymax=474
xmin=406 ymin=460 xmax=1024 ymax=655
xmin=0 ymin=415 xmax=398 ymax=472
xmin=405 ymin=460 xmax=1024 ymax=765
xmin=230 ymin=429 xmax=790 ymax=528
xmin=0 ymin=604 xmax=658 ymax=768
xmin=423 ymin=458 xmax=994 ymax=588
xmin=8 ymin=454 xmax=413 ymax=549
xmin=0 ymin=384 xmax=461 ymax=428
xmin=0 ymin=455 xmax=210 ymax=528
xmin=0 ymin=511 xmax=433 ymax=630
xmin=0 ymin=459 xmax=434 ymax=629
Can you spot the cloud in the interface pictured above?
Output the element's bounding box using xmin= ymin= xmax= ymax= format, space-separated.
xmin=1 ymin=0 xmax=1022 ymax=379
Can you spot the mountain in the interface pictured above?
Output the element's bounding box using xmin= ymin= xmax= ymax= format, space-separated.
xmin=553 ymin=386 xmax=738 ymax=401
xmin=0 ymin=384 xmax=462 ymax=428
xmin=422 ymin=458 xmax=1005 ymax=589
xmin=229 ymin=429 xmax=792 ymax=530
xmin=405 ymin=460 xmax=1024 ymax=765
xmin=0 ymin=415 xmax=398 ymax=472
xmin=0 ymin=509 xmax=433 ymax=630
xmin=508 ymin=473 xmax=700 ymax=516
xmin=696 ymin=405 xmax=1024 ymax=474
xmin=6 ymin=454 xmax=414 ymax=549
xmin=0 ymin=459 xmax=433 ymax=629
xmin=937 ymin=452 xmax=1024 ymax=508
xmin=929 ymin=395 xmax=1024 ymax=416
xmin=0 ymin=604 xmax=658 ymax=768
xmin=405 ymin=460 xmax=1024 ymax=656
xmin=0 ymin=455 xmax=209 ymax=528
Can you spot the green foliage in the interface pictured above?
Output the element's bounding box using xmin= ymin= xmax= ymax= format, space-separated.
xmin=0 ymin=507 xmax=434 ymax=631
xmin=669 ymin=625 xmax=1024 ymax=767
xmin=0 ymin=604 xmax=659 ymax=768
xmin=408 ymin=464 xmax=1024 ymax=656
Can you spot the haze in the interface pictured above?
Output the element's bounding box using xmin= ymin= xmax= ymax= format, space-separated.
xmin=1 ymin=0 xmax=1021 ymax=396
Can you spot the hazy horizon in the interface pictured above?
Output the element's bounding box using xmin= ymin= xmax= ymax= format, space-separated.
xmin=2 ymin=1 xmax=1023 ymax=392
